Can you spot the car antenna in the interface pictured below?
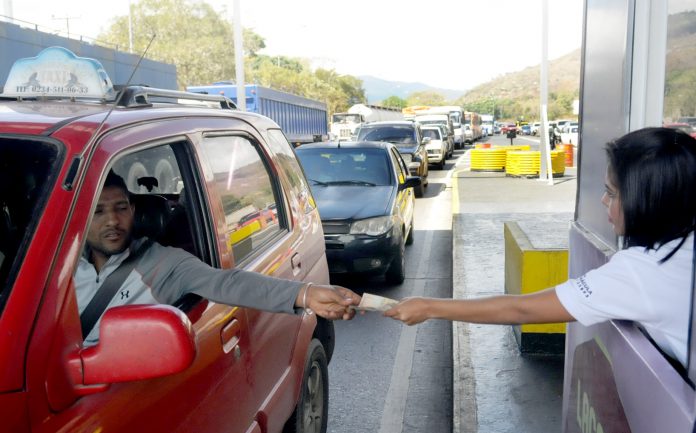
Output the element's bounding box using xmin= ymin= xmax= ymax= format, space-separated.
xmin=64 ymin=35 xmax=156 ymax=191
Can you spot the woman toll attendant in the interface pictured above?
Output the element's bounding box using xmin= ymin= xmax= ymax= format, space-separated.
xmin=384 ymin=127 xmax=696 ymax=368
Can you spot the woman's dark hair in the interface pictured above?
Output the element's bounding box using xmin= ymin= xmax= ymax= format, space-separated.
xmin=606 ymin=127 xmax=696 ymax=261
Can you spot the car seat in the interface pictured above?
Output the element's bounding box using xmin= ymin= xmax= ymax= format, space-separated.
xmin=130 ymin=194 xmax=171 ymax=240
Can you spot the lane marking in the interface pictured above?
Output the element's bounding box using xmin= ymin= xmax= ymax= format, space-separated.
xmin=378 ymin=228 xmax=435 ymax=433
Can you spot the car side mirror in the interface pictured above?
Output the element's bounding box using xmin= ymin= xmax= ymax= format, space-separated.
xmin=400 ymin=176 xmax=422 ymax=190
xmin=78 ymin=305 xmax=196 ymax=385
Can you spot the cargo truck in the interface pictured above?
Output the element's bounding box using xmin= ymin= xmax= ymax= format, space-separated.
xmin=187 ymin=83 xmax=328 ymax=145
xmin=330 ymin=104 xmax=403 ymax=141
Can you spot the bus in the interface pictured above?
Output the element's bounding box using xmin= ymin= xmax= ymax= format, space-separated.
xmin=563 ymin=1 xmax=696 ymax=432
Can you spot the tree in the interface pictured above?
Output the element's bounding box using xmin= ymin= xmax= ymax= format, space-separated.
xmin=99 ymin=0 xmax=265 ymax=89
xmin=381 ymin=96 xmax=407 ymax=108
xmin=407 ymin=91 xmax=447 ymax=106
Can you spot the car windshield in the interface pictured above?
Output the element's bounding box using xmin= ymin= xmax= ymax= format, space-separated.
xmin=422 ymin=129 xmax=441 ymax=140
xmin=357 ymin=125 xmax=417 ymax=145
xmin=297 ymin=148 xmax=392 ymax=186
xmin=333 ymin=113 xmax=361 ymax=124
xmin=0 ymin=138 xmax=62 ymax=313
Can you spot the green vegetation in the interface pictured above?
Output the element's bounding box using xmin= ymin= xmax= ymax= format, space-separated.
xmin=101 ymin=2 xmax=695 ymax=121
xmin=99 ymin=0 xmax=365 ymax=114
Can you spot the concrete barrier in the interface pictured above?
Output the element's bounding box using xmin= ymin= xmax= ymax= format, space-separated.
xmin=504 ymin=221 xmax=567 ymax=355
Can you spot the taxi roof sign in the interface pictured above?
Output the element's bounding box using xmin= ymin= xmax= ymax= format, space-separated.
xmin=1 ymin=46 xmax=115 ymax=100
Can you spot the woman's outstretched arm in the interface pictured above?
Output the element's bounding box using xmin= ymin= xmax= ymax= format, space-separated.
xmin=383 ymin=288 xmax=575 ymax=326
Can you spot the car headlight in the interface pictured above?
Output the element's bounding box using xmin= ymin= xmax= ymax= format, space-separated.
xmin=350 ymin=216 xmax=394 ymax=236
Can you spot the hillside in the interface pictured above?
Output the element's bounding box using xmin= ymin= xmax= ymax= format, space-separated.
xmin=359 ymin=75 xmax=465 ymax=104
xmin=457 ymin=49 xmax=581 ymax=121
xmin=453 ymin=10 xmax=696 ymax=122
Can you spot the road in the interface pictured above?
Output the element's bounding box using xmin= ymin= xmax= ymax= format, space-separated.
xmin=326 ymin=132 xmax=568 ymax=433
xmin=327 ymin=149 xmax=459 ymax=433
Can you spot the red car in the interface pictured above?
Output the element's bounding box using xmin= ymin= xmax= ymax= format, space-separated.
xmin=500 ymin=123 xmax=518 ymax=134
xmin=0 ymin=47 xmax=333 ymax=432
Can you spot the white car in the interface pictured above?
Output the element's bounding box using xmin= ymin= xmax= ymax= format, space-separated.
xmin=561 ymin=125 xmax=579 ymax=145
xmin=421 ymin=125 xmax=448 ymax=169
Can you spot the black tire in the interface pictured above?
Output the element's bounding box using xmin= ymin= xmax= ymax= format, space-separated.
xmin=405 ymin=221 xmax=414 ymax=246
xmin=283 ymin=339 xmax=329 ymax=433
xmin=385 ymin=240 xmax=405 ymax=284
xmin=313 ymin=318 xmax=335 ymax=363
xmin=414 ymin=181 xmax=425 ymax=198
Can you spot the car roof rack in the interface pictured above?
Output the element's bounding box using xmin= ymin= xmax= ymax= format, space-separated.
xmin=115 ymin=85 xmax=237 ymax=110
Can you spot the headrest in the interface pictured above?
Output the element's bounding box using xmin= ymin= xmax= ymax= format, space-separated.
xmin=131 ymin=194 xmax=171 ymax=239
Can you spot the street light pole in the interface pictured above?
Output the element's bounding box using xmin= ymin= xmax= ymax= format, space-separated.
xmin=128 ymin=0 xmax=133 ymax=53
xmin=233 ymin=0 xmax=246 ymax=111
xmin=539 ymin=0 xmax=554 ymax=185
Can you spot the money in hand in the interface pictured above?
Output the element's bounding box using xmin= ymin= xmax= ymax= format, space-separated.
xmin=352 ymin=293 xmax=398 ymax=312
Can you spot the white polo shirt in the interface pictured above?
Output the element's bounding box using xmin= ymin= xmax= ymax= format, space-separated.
xmin=556 ymin=234 xmax=693 ymax=367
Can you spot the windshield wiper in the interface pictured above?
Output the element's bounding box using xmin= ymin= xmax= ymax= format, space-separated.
xmin=309 ymin=179 xmax=328 ymax=186
xmin=325 ymin=180 xmax=377 ymax=186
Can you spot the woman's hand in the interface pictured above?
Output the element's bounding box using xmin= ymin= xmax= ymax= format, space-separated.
xmin=300 ymin=284 xmax=361 ymax=320
xmin=383 ymin=297 xmax=431 ymax=325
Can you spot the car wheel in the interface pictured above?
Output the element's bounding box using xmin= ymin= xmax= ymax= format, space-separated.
xmin=283 ymin=339 xmax=329 ymax=433
xmin=405 ymin=220 xmax=414 ymax=246
xmin=414 ymin=181 xmax=424 ymax=198
xmin=385 ymin=240 xmax=406 ymax=284
xmin=439 ymin=158 xmax=446 ymax=170
xmin=313 ymin=318 xmax=335 ymax=363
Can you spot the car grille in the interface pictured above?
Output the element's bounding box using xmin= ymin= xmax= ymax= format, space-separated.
xmin=340 ymin=129 xmax=351 ymax=137
xmin=322 ymin=222 xmax=350 ymax=234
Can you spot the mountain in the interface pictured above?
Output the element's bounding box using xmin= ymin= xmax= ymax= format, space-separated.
xmin=358 ymin=75 xmax=466 ymax=104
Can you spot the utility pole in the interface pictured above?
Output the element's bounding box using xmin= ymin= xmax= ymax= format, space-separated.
xmin=233 ymin=0 xmax=246 ymax=111
xmin=51 ymin=14 xmax=79 ymax=39
xmin=538 ymin=0 xmax=554 ymax=185
xmin=128 ymin=0 xmax=133 ymax=53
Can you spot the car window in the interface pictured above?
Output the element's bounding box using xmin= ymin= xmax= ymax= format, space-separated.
xmin=423 ymin=129 xmax=441 ymax=140
xmin=200 ymin=135 xmax=285 ymax=264
xmin=110 ymin=142 xmax=204 ymax=260
xmin=0 ymin=138 xmax=62 ymax=314
xmin=297 ymin=148 xmax=392 ymax=186
xmin=265 ymin=129 xmax=316 ymax=215
xmin=389 ymin=148 xmax=407 ymax=184
xmin=357 ymin=125 xmax=417 ymax=145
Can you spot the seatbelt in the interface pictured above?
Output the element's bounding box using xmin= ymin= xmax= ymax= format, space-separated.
xmin=80 ymin=238 xmax=154 ymax=339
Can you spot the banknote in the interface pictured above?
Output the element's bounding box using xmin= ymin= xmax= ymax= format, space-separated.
xmin=352 ymin=293 xmax=398 ymax=312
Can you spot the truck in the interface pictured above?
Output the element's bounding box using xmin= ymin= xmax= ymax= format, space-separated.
xmin=330 ymin=104 xmax=403 ymax=141
xmin=187 ymin=83 xmax=328 ymax=145
xmin=405 ymin=106 xmax=465 ymax=149
xmin=480 ymin=114 xmax=495 ymax=137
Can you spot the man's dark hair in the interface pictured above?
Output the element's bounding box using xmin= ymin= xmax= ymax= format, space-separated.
xmin=606 ymin=127 xmax=696 ymax=261
xmin=103 ymin=170 xmax=130 ymax=199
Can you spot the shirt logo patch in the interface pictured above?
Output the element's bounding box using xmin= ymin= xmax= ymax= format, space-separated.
xmin=120 ymin=290 xmax=130 ymax=300
xmin=576 ymin=276 xmax=592 ymax=298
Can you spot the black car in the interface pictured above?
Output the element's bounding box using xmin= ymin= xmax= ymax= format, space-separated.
xmin=356 ymin=121 xmax=429 ymax=197
xmin=295 ymin=141 xmax=420 ymax=284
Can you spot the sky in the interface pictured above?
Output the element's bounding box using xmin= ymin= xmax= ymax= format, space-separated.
xmin=2 ymin=0 xmax=585 ymax=91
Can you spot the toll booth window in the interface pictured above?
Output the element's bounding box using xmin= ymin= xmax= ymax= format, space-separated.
xmin=201 ymin=136 xmax=283 ymax=264
xmin=662 ymin=4 xmax=696 ymax=135
xmin=0 ymin=139 xmax=61 ymax=313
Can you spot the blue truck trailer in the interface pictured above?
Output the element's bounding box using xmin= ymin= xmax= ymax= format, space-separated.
xmin=187 ymin=83 xmax=328 ymax=145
